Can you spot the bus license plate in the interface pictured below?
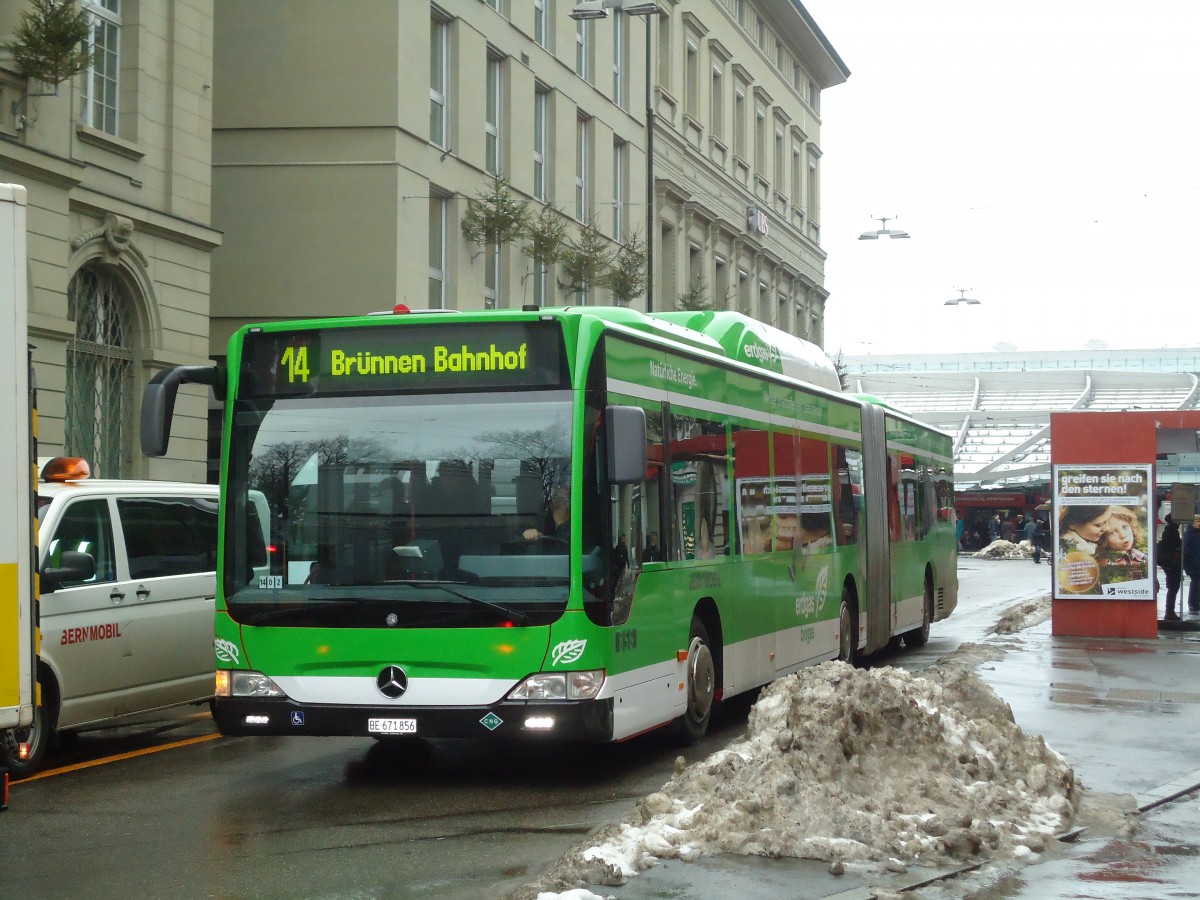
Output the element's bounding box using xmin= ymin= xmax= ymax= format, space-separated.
xmin=368 ymin=718 xmax=417 ymax=735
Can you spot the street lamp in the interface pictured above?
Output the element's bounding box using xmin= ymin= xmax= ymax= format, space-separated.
xmin=570 ymin=0 xmax=659 ymax=312
xmin=858 ymin=215 xmax=910 ymax=240
xmin=944 ymin=288 xmax=981 ymax=306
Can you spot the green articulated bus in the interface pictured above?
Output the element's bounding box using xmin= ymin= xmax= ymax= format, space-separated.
xmin=142 ymin=307 xmax=957 ymax=745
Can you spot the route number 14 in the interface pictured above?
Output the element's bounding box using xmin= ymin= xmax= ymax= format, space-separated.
xmin=280 ymin=345 xmax=310 ymax=383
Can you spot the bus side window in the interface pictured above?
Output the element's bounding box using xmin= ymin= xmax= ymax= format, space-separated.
xmin=833 ymin=445 xmax=861 ymax=546
xmin=671 ymin=412 xmax=729 ymax=560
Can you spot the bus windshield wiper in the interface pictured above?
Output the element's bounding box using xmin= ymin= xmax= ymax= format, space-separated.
xmin=241 ymin=599 xmax=365 ymax=625
xmin=393 ymin=581 xmax=530 ymax=625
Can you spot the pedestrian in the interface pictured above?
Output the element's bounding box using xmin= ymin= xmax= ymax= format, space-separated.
xmin=1001 ymin=516 xmax=1016 ymax=543
xmin=1033 ymin=518 xmax=1046 ymax=564
xmin=955 ymin=515 xmax=964 ymax=552
xmin=988 ymin=514 xmax=1000 ymax=543
xmin=1158 ymin=515 xmax=1183 ymax=620
xmin=1021 ymin=516 xmax=1039 ymax=563
xmin=1183 ymin=516 xmax=1200 ymax=613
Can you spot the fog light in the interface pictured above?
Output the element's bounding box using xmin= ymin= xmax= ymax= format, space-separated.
xmin=524 ymin=716 xmax=555 ymax=730
xmin=18 ymin=742 xmax=30 ymax=761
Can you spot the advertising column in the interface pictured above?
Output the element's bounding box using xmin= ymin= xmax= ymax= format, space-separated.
xmin=1053 ymin=464 xmax=1154 ymax=601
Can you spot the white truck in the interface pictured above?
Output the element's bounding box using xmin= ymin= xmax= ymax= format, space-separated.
xmin=0 ymin=183 xmax=37 ymax=801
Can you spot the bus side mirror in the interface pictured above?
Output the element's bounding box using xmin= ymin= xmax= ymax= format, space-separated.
xmin=606 ymin=405 xmax=646 ymax=485
xmin=141 ymin=365 xmax=220 ymax=456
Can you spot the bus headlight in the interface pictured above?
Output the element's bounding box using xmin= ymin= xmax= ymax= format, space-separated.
xmin=217 ymin=669 xmax=287 ymax=698
xmin=508 ymin=669 xmax=605 ymax=701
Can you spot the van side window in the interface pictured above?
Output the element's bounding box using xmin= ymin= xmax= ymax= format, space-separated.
xmin=45 ymin=499 xmax=117 ymax=587
xmin=118 ymin=497 xmax=219 ymax=578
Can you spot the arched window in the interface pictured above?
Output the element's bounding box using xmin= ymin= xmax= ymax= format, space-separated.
xmin=66 ymin=266 xmax=135 ymax=477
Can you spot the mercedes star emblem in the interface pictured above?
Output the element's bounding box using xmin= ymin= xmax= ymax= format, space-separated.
xmin=377 ymin=665 xmax=408 ymax=699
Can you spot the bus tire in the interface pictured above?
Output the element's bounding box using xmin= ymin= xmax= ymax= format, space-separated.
xmin=905 ymin=574 xmax=934 ymax=648
xmin=678 ymin=616 xmax=716 ymax=744
xmin=837 ymin=592 xmax=857 ymax=666
xmin=0 ymin=665 xmax=57 ymax=779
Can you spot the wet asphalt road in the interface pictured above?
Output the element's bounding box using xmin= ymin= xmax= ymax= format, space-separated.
xmin=1 ymin=560 xmax=1050 ymax=899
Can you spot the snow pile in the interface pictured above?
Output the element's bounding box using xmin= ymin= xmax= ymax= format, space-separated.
xmin=527 ymin=662 xmax=1076 ymax=895
xmin=991 ymin=594 xmax=1052 ymax=634
xmin=972 ymin=539 xmax=1040 ymax=560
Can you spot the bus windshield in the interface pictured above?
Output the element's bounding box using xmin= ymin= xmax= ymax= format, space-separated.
xmin=226 ymin=390 xmax=577 ymax=628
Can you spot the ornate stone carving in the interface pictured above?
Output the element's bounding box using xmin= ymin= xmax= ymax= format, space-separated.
xmin=71 ymin=213 xmax=149 ymax=266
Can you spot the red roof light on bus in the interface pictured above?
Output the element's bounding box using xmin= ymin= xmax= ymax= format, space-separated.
xmin=393 ymin=304 xmax=411 ymax=315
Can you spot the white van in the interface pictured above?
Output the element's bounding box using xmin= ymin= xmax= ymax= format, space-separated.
xmin=4 ymin=458 xmax=268 ymax=777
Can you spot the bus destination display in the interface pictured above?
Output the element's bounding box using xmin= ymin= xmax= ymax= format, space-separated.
xmin=240 ymin=321 xmax=569 ymax=397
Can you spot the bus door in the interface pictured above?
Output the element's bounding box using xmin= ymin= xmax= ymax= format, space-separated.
xmin=859 ymin=404 xmax=891 ymax=653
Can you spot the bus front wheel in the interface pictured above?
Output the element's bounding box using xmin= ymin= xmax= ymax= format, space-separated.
xmin=678 ymin=616 xmax=715 ymax=744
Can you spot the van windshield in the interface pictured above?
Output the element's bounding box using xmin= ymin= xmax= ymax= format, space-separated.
xmin=224 ymin=391 xmax=580 ymax=628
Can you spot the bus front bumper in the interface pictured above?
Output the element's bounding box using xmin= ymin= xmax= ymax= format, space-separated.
xmin=212 ymin=696 xmax=615 ymax=742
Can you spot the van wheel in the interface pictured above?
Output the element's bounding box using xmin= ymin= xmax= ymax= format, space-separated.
xmin=678 ymin=617 xmax=716 ymax=744
xmin=905 ymin=575 xmax=934 ymax=648
xmin=0 ymin=666 xmax=58 ymax=779
xmin=838 ymin=591 xmax=857 ymax=666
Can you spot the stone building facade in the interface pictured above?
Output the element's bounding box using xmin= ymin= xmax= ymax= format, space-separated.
xmin=209 ymin=0 xmax=846 ymax=354
xmin=1 ymin=0 xmax=219 ymax=481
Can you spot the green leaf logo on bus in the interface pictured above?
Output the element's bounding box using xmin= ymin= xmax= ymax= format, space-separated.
xmin=551 ymin=639 xmax=587 ymax=666
xmin=215 ymin=637 xmax=240 ymax=665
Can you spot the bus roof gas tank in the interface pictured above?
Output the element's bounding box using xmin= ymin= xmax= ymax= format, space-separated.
xmin=651 ymin=310 xmax=842 ymax=392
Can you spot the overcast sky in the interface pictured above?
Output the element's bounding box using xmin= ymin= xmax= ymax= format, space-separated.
xmin=801 ymin=0 xmax=1200 ymax=357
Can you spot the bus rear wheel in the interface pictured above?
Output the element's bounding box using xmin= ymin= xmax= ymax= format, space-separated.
xmin=837 ymin=593 xmax=857 ymax=666
xmin=905 ymin=575 xmax=934 ymax=648
xmin=678 ymin=616 xmax=715 ymax=744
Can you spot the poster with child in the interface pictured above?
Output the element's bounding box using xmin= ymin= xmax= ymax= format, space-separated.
xmin=1052 ymin=464 xmax=1154 ymax=601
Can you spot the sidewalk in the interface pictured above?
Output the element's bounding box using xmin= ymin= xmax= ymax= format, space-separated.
xmin=569 ymin=599 xmax=1200 ymax=899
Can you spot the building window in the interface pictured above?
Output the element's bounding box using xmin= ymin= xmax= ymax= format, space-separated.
xmin=710 ymin=64 xmax=724 ymax=136
xmin=774 ymin=127 xmax=785 ymax=192
xmin=532 ymin=257 xmax=549 ymax=307
xmin=612 ymin=14 xmax=626 ymax=108
xmin=576 ymin=114 xmax=590 ymax=222
xmin=714 ymin=256 xmax=728 ymax=308
xmin=684 ymin=41 xmax=699 ymax=119
xmin=576 ymin=18 xmax=590 ymax=81
xmin=612 ymin=137 xmax=626 ymax=242
xmin=534 ymin=0 xmax=548 ymax=48
xmin=485 ymin=51 xmax=503 ymax=175
xmin=428 ymin=192 xmax=447 ymax=308
xmin=81 ymin=0 xmax=121 ymax=135
xmin=429 ymin=14 xmax=449 ymax=148
xmin=754 ymin=107 xmax=766 ymax=173
xmin=807 ymin=152 xmax=819 ymax=226
xmin=485 ymin=241 xmax=500 ymax=308
xmin=533 ymin=85 xmax=549 ymax=202
xmin=733 ymin=88 xmax=746 ymax=159
xmin=791 ymin=144 xmax=803 ymax=211
xmin=66 ymin=265 xmax=133 ymax=478
xmin=656 ymin=11 xmax=671 ymax=87
xmin=808 ymin=79 xmax=820 ymax=112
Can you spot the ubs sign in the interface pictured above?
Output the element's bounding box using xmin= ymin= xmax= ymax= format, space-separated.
xmin=747 ymin=205 xmax=768 ymax=237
